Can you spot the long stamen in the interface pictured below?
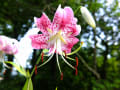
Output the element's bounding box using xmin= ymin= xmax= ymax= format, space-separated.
xmin=60 ymin=72 xmax=63 ymax=80
xmin=64 ymin=50 xmax=67 ymax=58
xmin=66 ymin=57 xmax=75 ymax=61
xmin=41 ymin=52 xmax=44 ymax=63
xmin=61 ymin=55 xmax=75 ymax=70
xmin=56 ymin=53 xmax=64 ymax=80
xmin=35 ymin=65 xmax=37 ymax=75
xmin=56 ymin=53 xmax=62 ymax=74
xmin=75 ymin=66 xmax=78 ymax=75
xmin=75 ymin=57 xmax=78 ymax=67
xmin=37 ymin=54 xmax=54 ymax=68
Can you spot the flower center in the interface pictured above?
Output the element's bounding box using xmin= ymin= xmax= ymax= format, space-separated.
xmin=47 ymin=29 xmax=67 ymax=44
xmin=47 ymin=29 xmax=67 ymax=54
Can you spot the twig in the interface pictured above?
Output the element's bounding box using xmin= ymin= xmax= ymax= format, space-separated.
xmin=76 ymin=53 xmax=100 ymax=79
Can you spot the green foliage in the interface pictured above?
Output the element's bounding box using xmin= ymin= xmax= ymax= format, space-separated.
xmin=23 ymin=71 xmax=33 ymax=90
xmin=5 ymin=61 xmax=27 ymax=77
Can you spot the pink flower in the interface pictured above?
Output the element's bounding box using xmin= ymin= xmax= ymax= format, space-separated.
xmin=30 ymin=5 xmax=81 ymax=77
xmin=0 ymin=35 xmax=18 ymax=55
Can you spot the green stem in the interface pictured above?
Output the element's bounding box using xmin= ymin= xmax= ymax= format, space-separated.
xmin=67 ymin=42 xmax=83 ymax=56
xmin=76 ymin=53 xmax=100 ymax=79
xmin=30 ymin=51 xmax=42 ymax=77
xmin=74 ymin=6 xmax=81 ymax=15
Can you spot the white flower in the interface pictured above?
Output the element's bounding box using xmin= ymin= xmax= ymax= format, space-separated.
xmin=80 ymin=6 xmax=96 ymax=28
xmin=14 ymin=28 xmax=39 ymax=68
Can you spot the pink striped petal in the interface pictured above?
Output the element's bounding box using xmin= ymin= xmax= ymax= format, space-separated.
xmin=62 ymin=36 xmax=79 ymax=53
xmin=62 ymin=18 xmax=80 ymax=36
xmin=52 ymin=5 xmax=74 ymax=31
xmin=30 ymin=34 xmax=49 ymax=49
xmin=52 ymin=5 xmax=63 ymax=31
xmin=62 ymin=7 xmax=74 ymax=25
xmin=35 ymin=13 xmax=51 ymax=35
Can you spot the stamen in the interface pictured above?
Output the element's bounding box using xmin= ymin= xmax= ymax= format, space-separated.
xmin=60 ymin=72 xmax=63 ymax=80
xmin=75 ymin=66 xmax=78 ymax=75
xmin=66 ymin=56 xmax=76 ymax=61
xmin=56 ymin=53 xmax=62 ymax=73
xmin=75 ymin=57 xmax=78 ymax=67
xmin=81 ymin=41 xmax=84 ymax=44
xmin=64 ymin=50 xmax=67 ymax=58
xmin=37 ymin=54 xmax=54 ymax=68
xmin=41 ymin=52 xmax=44 ymax=63
xmin=35 ymin=65 xmax=37 ymax=75
xmin=59 ymin=35 xmax=67 ymax=44
xmin=61 ymin=55 xmax=75 ymax=70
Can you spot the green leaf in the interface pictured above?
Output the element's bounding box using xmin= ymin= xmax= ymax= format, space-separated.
xmin=23 ymin=78 xmax=33 ymax=90
xmin=23 ymin=71 xmax=33 ymax=90
xmin=5 ymin=61 xmax=26 ymax=77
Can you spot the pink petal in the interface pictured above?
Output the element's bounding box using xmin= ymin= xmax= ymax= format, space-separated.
xmin=52 ymin=5 xmax=74 ymax=31
xmin=0 ymin=36 xmax=18 ymax=54
xmin=35 ymin=13 xmax=51 ymax=35
xmin=62 ymin=7 xmax=74 ymax=25
xmin=62 ymin=18 xmax=80 ymax=36
xmin=62 ymin=36 xmax=79 ymax=53
xmin=30 ymin=34 xmax=49 ymax=49
xmin=52 ymin=5 xmax=64 ymax=31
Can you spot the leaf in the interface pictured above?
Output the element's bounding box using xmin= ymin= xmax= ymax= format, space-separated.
xmin=23 ymin=71 xmax=33 ymax=90
xmin=5 ymin=61 xmax=26 ymax=77
xmin=23 ymin=78 xmax=33 ymax=90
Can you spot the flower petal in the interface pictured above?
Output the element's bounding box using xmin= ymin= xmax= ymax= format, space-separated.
xmin=62 ymin=36 xmax=79 ymax=53
xmin=61 ymin=15 xmax=80 ymax=36
xmin=0 ymin=36 xmax=18 ymax=54
xmin=35 ymin=13 xmax=51 ymax=34
xmin=30 ymin=34 xmax=49 ymax=49
xmin=52 ymin=5 xmax=64 ymax=31
xmin=62 ymin=7 xmax=74 ymax=25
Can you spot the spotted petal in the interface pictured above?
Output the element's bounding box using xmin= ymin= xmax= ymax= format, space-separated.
xmin=62 ymin=7 xmax=74 ymax=25
xmin=35 ymin=13 xmax=51 ymax=35
xmin=52 ymin=5 xmax=64 ymax=31
xmin=30 ymin=34 xmax=49 ymax=49
xmin=62 ymin=36 xmax=79 ymax=53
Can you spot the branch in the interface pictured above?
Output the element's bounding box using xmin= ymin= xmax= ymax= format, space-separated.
xmin=76 ymin=53 xmax=100 ymax=79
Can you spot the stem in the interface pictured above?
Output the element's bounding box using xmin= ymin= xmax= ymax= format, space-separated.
xmin=30 ymin=51 xmax=42 ymax=77
xmin=76 ymin=53 xmax=100 ymax=79
xmin=74 ymin=6 xmax=81 ymax=15
xmin=67 ymin=42 xmax=83 ymax=56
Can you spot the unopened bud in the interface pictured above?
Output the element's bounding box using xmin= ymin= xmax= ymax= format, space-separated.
xmin=80 ymin=6 xmax=96 ymax=28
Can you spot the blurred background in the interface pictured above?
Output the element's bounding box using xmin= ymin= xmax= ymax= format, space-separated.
xmin=0 ymin=0 xmax=120 ymax=90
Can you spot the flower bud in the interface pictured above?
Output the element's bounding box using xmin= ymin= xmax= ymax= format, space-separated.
xmin=80 ymin=6 xmax=96 ymax=28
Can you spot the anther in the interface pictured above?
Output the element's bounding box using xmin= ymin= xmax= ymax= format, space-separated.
xmin=75 ymin=57 xmax=78 ymax=67
xmin=75 ymin=66 xmax=78 ymax=76
xmin=64 ymin=50 xmax=67 ymax=58
xmin=81 ymin=41 xmax=84 ymax=45
xmin=60 ymin=72 xmax=63 ymax=80
xmin=35 ymin=65 xmax=37 ymax=75
xmin=41 ymin=52 xmax=44 ymax=63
